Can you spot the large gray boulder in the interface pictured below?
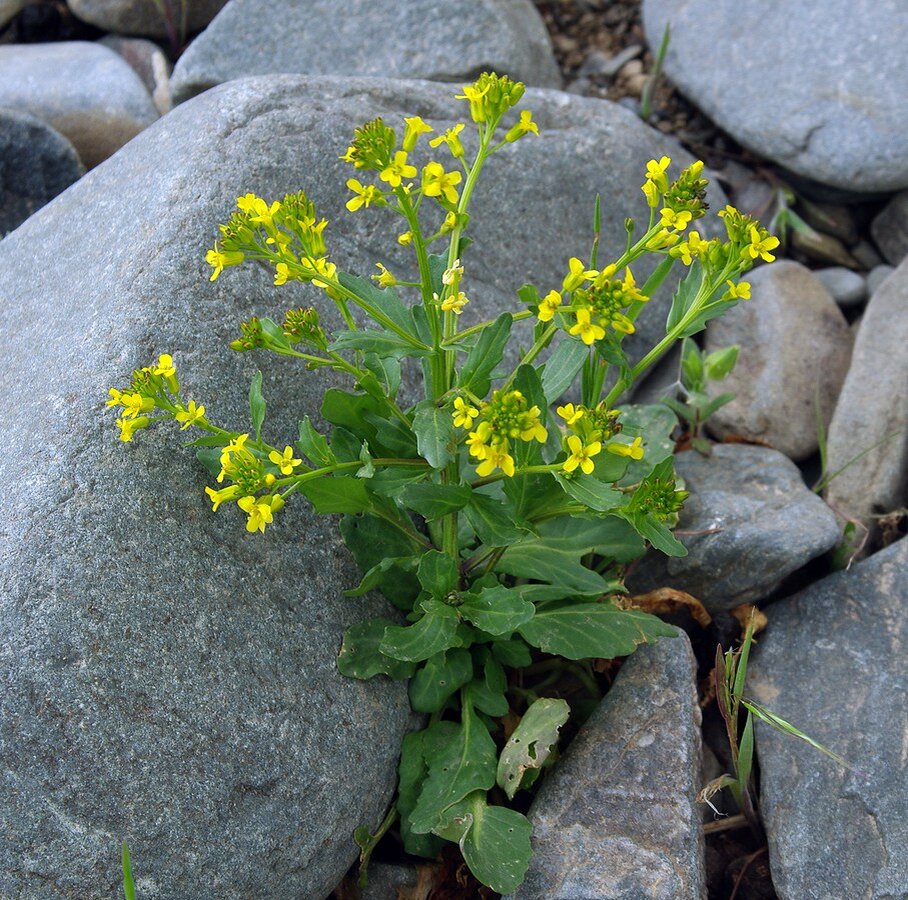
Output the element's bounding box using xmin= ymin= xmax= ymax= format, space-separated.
xmin=0 ymin=75 xmax=726 ymax=898
xmin=0 ymin=42 xmax=158 ymax=168
xmin=749 ymin=538 xmax=908 ymax=899
xmin=512 ymin=632 xmax=704 ymax=899
xmin=170 ymin=0 xmax=561 ymax=105
xmin=627 ymin=444 xmax=840 ymax=611
xmin=643 ymin=0 xmax=908 ymax=192
xmin=825 ymin=257 xmax=908 ymax=526
xmin=704 ymin=260 xmax=853 ymax=461
xmin=68 ymin=0 xmax=228 ymax=38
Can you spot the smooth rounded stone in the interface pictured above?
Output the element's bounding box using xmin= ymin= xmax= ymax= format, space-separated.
xmin=814 ymin=266 xmax=867 ymax=308
xmin=850 ymin=236 xmax=884 ymax=270
xmin=510 ymin=632 xmax=703 ymax=900
xmin=170 ymin=0 xmax=561 ymax=105
xmin=0 ymin=0 xmax=24 ymax=28
xmin=100 ymin=35 xmax=172 ymax=114
xmin=642 ymin=0 xmax=908 ymax=192
xmin=0 ymin=42 xmax=158 ymax=168
xmin=67 ymin=0 xmax=227 ymax=38
xmin=870 ymin=189 xmax=908 ymax=264
xmin=704 ymin=260 xmax=853 ymax=461
xmin=360 ymin=863 xmax=419 ymax=899
xmin=749 ymin=538 xmax=908 ymax=900
xmin=825 ymin=255 xmax=908 ymax=526
xmin=866 ymin=263 xmax=895 ymax=296
xmin=626 ymin=444 xmax=840 ymax=611
xmin=0 ymin=107 xmax=83 ymax=236
xmin=0 ymin=74 xmax=726 ymax=898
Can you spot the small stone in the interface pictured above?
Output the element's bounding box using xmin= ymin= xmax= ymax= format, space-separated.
xmin=626 ymin=445 xmax=840 ymax=610
xmin=851 ymin=236 xmax=884 ymax=270
xmin=0 ymin=0 xmax=24 ymax=29
xmin=870 ymin=189 xmax=908 ymax=264
xmin=705 ymin=261 xmax=853 ymax=461
xmin=749 ymin=538 xmax=908 ymax=900
xmin=0 ymin=108 xmax=83 ymax=236
xmin=100 ymin=35 xmax=172 ymax=114
xmin=626 ymin=73 xmax=649 ymax=97
xmin=360 ymin=863 xmax=419 ymax=899
xmin=866 ymin=263 xmax=895 ymax=296
xmin=0 ymin=42 xmax=158 ymax=168
xmin=825 ymin=255 xmax=908 ymax=527
xmin=814 ymin=266 xmax=867 ymax=307
xmin=578 ymin=44 xmax=642 ymax=79
xmin=619 ymin=58 xmax=644 ymax=78
xmin=170 ymin=0 xmax=561 ymax=105
xmin=67 ymin=0 xmax=227 ymax=38
xmin=512 ymin=633 xmax=704 ymax=899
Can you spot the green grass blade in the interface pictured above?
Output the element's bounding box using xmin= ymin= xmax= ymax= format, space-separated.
xmin=121 ymin=840 xmax=136 ymax=900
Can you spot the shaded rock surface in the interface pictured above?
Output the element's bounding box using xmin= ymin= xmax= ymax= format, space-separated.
xmin=0 ymin=107 xmax=83 ymax=236
xmin=642 ymin=0 xmax=908 ymax=192
xmin=0 ymin=41 xmax=158 ymax=167
xmin=170 ymin=0 xmax=561 ymax=104
xmin=627 ymin=444 xmax=839 ymax=610
xmin=749 ymin=538 xmax=908 ymax=900
xmin=512 ymin=632 xmax=703 ymax=899
xmin=870 ymin=189 xmax=908 ymax=265
xmin=67 ymin=0 xmax=227 ymax=38
xmin=704 ymin=260 xmax=852 ymax=461
xmin=100 ymin=35 xmax=172 ymax=114
xmin=814 ymin=266 xmax=866 ymax=308
xmin=360 ymin=863 xmax=419 ymax=899
xmin=0 ymin=0 xmax=24 ymax=29
xmin=825 ymin=255 xmax=908 ymax=525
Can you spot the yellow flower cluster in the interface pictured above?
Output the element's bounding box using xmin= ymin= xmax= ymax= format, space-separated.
xmin=555 ymin=403 xmax=644 ymax=475
xmin=454 ymin=390 xmax=547 ymax=477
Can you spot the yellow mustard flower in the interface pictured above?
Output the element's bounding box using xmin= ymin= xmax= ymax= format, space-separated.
xmin=442 ymin=258 xmax=464 ymax=286
xmin=557 ymin=403 xmax=584 ymax=426
xmin=746 ymin=226 xmax=780 ymax=262
xmin=641 ymin=178 xmax=660 ymax=208
xmin=671 ymin=231 xmax=710 ymax=266
xmin=116 ymin=416 xmax=150 ymax=442
xmin=607 ymin=436 xmax=644 ymax=460
xmin=238 ymin=495 xmax=280 ymax=534
xmin=660 ymin=208 xmax=692 ymax=230
xmin=440 ymin=291 xmax=469 ymax=315
xmin=563 ymin=435 xmax=602 ymax=475
xmin=152 ymin=354 xmax=176 ymax=378
xmin=505 ymin=109 xmax=539 ymax=142
xmin=175 ymin=400 xmax=205 ymax=430
xmin=562 ymin=257 xmax=598 ymax=292
xmin=429 ymin=124 xmax=466 ymax=159
xmin=380 ymin=150 xmax=417 ymax=187
xmin=106 ymin=388 xmax=123 ymax=408
xmin=274 ymin=262 xmax=291 ymax=285
xmin=466 ymin=425 xmax=492 ymax=459
xmin=537 ymin=289 xmax=563 ymax=322
xmin=205 ymin=484 xmax=241 ymax=511
xmin=206 ymin=243 xmax=244 ymax=281
xmin=422 ymin=162 xmax=462 ymax=204
xmin=726 ymin=280 xmax=751 ymax=299
xmin=476 ymin=445 xmax=516 ymax=478
xmin=345 ymin=179 xmax=381 ymax=212
xmin=645 ymin=156 xmax=671 ymax=190
xmin=372 ymin=263 xmax=397 ymax=287
xmin=569 ymin=308 xmax=606 ymax=346
xmin=452 ymin=397 xmax=479 ymax=429
xmin=397 ymin=231 xmax=413 ymax=246
xmin=268 ymin=446 xmax=302 ymax=475
xmin=402 ymin=116 xmax=433 ymax=152
xmin=519 ymin=408 xmax=548 ymax=443
xmin=119 ymin=392 xmax=154 ymax=419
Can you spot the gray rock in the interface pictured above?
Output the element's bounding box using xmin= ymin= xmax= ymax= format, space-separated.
xmin=68 ymin=0 xmax=227 ymax=38
xmin=850 ymin=236 xmax=884 ymax=270
xmin=705 ymin=260 xmax=853 ymax=461
xmin=0 ymin=107 xmax=84 ymax=236
xmin=825 ymin=255 xmax=908 ymax=525
xmin=627 ymin=444 xmax=840 ymax=610
xmin=360 ymin=862 xmax=419 ymax=899
xmin=0 ymin=0 xmax=23 ymax=29
xmin=642 ymin=0 xmax=908 ymax=192
xmin=0 ymin=73 xmax=729 ymax=898
xmin=0 ymin=42 xmax=158 ymax=168
xmin=870 ymin=189 xmax=908 ymax=264
xmin=814 ymin=266 xmax=867 ymax=308
xmin=512 ymin=632 xmax=703 ymax=899
xmin=578 ymin=44 xmax=643 ymax=79
xmin=100 ymin=35 xmax=173 ymax=114
xmin=170 ymin=0 xmax=561 ymax=105
xmin=749 ymin=537 xmax=908 ymax=900
xmin=866 ymin=263 xmax=895 ymax=297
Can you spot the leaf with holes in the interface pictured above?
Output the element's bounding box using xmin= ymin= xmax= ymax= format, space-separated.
xmin=497 ymin=698 xmax=570 ymax=799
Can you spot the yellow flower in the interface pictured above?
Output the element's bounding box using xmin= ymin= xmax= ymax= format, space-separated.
xmin=562 ymin=257 xmax=598 ymax=292
xmin=205 ymin=484 xmax=241 ymax=511
xmin=537 ymin=289 xmax=562 ymax=322
xmin=452 ymin=397 xmax=479 ymax=429
xmin=429 ymin=124 xmax=465 ymax=159
xmin=397 ymin=231 xmax=413 ymax=246
xmin=645 ymin=228 xmax=679 ymax=250
xmin=115 ymin=415 xmax=150 ymax=442
xmin=120 ymin=392 xmax=155 ymax=419
xmin=422 ymin=162 xmax=462 ymax=204
xmin=660 ymin=208 xmax=692 ymax=230
xmin=106 ymin=388 xmax=123 ymax=408
xmin=205 ymin=243 xmax=244 ymax=281
xmin=373 ymin=263 xmax=397 ymax=287
xmin=645 ymin=156 xmax=671 ymax=191
xmin=746 ymin=226 xmax=780 ymax=262
xmin=153 ymin=354 xmax=176 ymax=378
xmin=442 ymin=258 xmax=464 ymax=286
xmin=175 ymin=400 xmax=205 ymax=430
xmin=519 ymin=408 xmax=547 ymax=443
xmin=346 ymin=179 xmax=381 ymax=212
xmin=440 ymin=291 xmax=468 ymax=315
xmin=557 ymin=403 xmax=584 ymax=426
xmin=569 ymin=308 xmax=606 ymax=346
xmin=302 ymin=256 xmax=337 ymax=290
xmin=403 ymin=116 xmax=433 ymax=151
xmin=379 ymin=150 xmax=417 ymax=187
xmin=476 ymin=445 xmax=516 ymax=478
xmin=466 ymin=422 xmax=493 ymax=458
xmin=563 ymin=435 xmax=602 ymax=475
xmin=726 ymin=280 xmax=751 ymax=299
xmin=505 ymin=109 xmax=538 ymax=142
xmin=238 ymin=495 xmax=280 ymax=534
xmin=607 ymin=436 xmax=644 ymax=460
xmin=671 ymin=231 xmax=710 ymax=266
xmin=641 ymin=178 xmax=660 ymax=208
xmin=274 ymin=262 xmax=291 ymax=285
xmin=268 ymin=445 xmax=302 ymax=474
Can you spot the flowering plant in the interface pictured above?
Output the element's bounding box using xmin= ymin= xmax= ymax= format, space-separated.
xmin=106 ymin=73 xmax=776 ymax=892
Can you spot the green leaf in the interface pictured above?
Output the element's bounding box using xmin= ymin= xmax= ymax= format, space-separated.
xmin=434 ymin=794 xmax=533 ymax=895
xmin=463 ymin=493 xmax=529 ymax=546
xmin=330 ymin=426 xmax=363 ymax=463
xmin=458 ymin=313 xmax=512 ymax=397
xmin=298 ymin=476 xmax=372 ymax=514
xmin=356 ymin=441 xmax=375 ymax=478
xmin=417 ymin=551 xmax=459 ymax=598
xmin=249 ymin=370 xmax=266 ymax=440
xmin=344 ymin=556 xmax=418 ymax=598
xmin=737 ymin=710 xmax=754 ymax=787
xmin=666 ymin=262 xmax=703 ymax=333
xmin=701 ymin=392 xmax=736 ymax=421
xmin=399 ymin=483 xmax=473 ymax=520
xmin=380 ymin=599 xmax=462 ymax=662
xmin=322 ymin=389 xmax=379 ymax=439
xmin=497 ymin=698 xmax=570 ymax=799
xmin=369 ymin=466 xmax=430 ymax=496
xmin=397 ymin=729 xmax=444 ymax=858
xmin=541 ymin=338 xmax=589 ymax=404
xmin=467 ymin=654 xmax=509 ymax=717
xmin=330 ymin=329 xmax=426 ymax=358
xmin=704 ymin=344 xmax=739 ymax=381
xmin=297 ymin=416 xmax=335 ymax=467
xmin=363 ymin=351 xmax=401 ymax=398
xmin=680 ymin=337 xmax=704 ymax=390
xmin=412 ymin=402 xmax=454 ymax=469
xmin=259 ymin=316 xmax=293 ymax=350
xmin=517 ymin=283 xmax=541 ymax=307
xmin=620 ymin=509 xmax=687 ymax=556
xmin=122 ymin=841 xmax=136 ymax=900
xmin=458 ymin=586 xmax=534 ymax=636
xmin=196 ymin=447 xmax=222 ymax=479
xmin=617 ymin=403 xmax=678 ymax=485
xmin=338 ymin=271 xmax=418 ymax=336
xmin=518 ymin=599 xmax=677 ymax=660
xmin=409 ymin=706 xmax=498 ymax=834
xmin=409 ymin=649 xmax=473 ymax=713
xmin=337 ymin=619 xmax=417 ymax=679
xmin=491 ymin=637 xmax=532 ymax=668
xmin=553 ymin=472 xmax=623 ymax=511
xmin=366 ymin=413 xmax=420 ymax=458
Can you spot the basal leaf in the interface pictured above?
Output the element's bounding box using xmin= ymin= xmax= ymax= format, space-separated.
xmin=344 ymin=556 xmax=418 ymax=598
xmin=412 ymin=402 xmax=454 ymax=469
xmin=417 ymin=551 xmax=459 ymax=598
xmin=497 ymin=697 xmax=570 ymax=799
xmin=337 ymin=618 xmax=417 ymax=680
xmin=409 ymin=648 xmax=473 ymax=713
xmin=463 ymin=493 xmax=530 ymax=546
xmin=458 ymin=585 xmax=534 ymax=636
xmin=399 ymin=482 xmax=473 ymax=520
xmin=380 ymin=599 xmax=462 ymax=662
xmin=297 ymin=476 xmax=372 ymax=514
xmin=397 ymin=729 xmax=444 ymax=858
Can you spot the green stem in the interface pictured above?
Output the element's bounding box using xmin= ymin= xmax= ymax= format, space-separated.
xmin=499 ymin=323 xmax=557 ymax=393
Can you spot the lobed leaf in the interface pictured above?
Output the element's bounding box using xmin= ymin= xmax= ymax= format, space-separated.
xmin=497 ymin=698 xmax=570 ymax=799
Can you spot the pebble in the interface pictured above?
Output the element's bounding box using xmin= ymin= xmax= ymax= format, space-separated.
xmin=67 ymin=0 xmax=227 ymax=39
xmin=627 ymin=444 xmax=840 ymax=611
xmin=578 ymin=44 xmax=642 ymax=79
xmin=866 ymin=263 xmax=895 ymax=296
xmin=870 ymin=189 xmax=908 ymax=264
xmin=0 ymin=41 xmax=158 ymax=168
xmin=704 ymin=260 xmax=853 ymax=461
xmin=813 ymin=266 xmax=867 ymax=307
xmin=749 ymin=538 xmax=908 ymax=900
xmin=851 ymin=236 xmax=884 ymax=269
xmin=100 ymin=35 xmax=172 ymax=114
